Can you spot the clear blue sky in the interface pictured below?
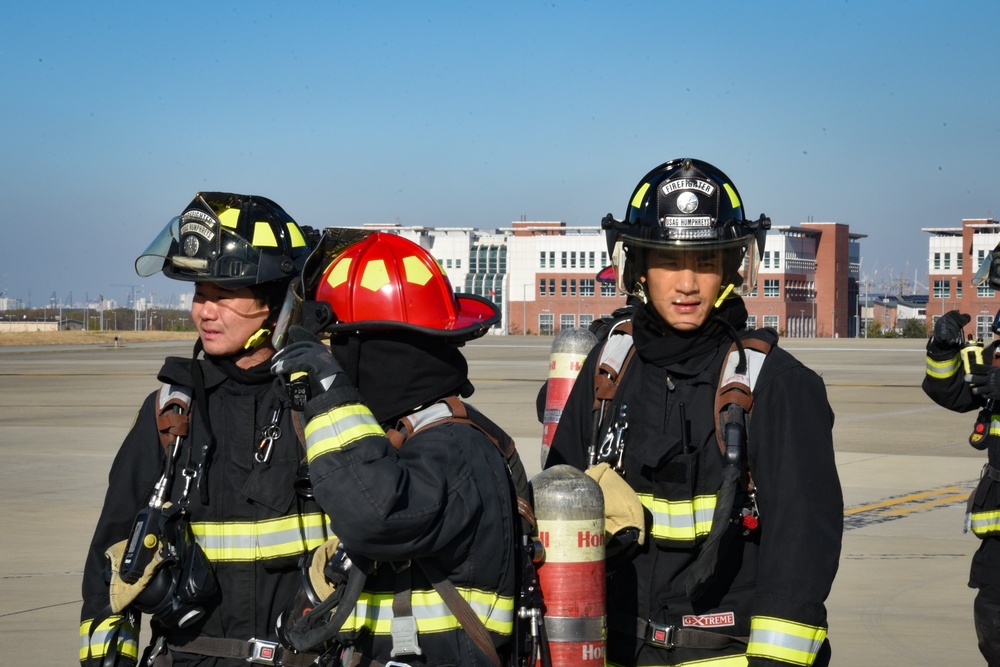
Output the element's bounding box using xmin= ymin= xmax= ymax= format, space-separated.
xmin=2 ymin=1 xmax=998 ymax=308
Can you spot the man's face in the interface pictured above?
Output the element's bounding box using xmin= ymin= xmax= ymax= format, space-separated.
xmin=641 ymin=248 xmax=724 ymax=331
xmin=191 ymin=282 xmax=271 ymax=366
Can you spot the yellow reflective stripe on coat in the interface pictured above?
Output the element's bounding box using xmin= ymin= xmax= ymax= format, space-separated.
xmin=79 ymin=615 xmax=139 ymax=661
xmin=305 ymin=403 xmax=384 ymax=461
xmin=970 ymin=509 xmax=1000 ymax=536
xmin=340 ymin=587 xmax=515 ymax=635
xmin=746 ymin=615 xmax=826 ymax=665
xmin=637 ymin=493 xmax=716 ymax=541
xmin=925 ymin=354 xmax=961 ymax=379
xmin=190 ymin=512 xmax=333 ymax=562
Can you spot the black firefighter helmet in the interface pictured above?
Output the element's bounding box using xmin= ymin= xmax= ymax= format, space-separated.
xmin=601 ymin=158 xmax=770 ymax=302
xmin=135 ymin=192 xmax=310 ymax=289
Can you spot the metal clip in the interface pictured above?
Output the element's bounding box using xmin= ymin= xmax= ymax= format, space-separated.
xmin=256 ymin=410 xmax=282 ymax=464
xmin=645 ymin=620 xmax=676 ymax=649
xmin=389 ymin=615 xmax=423 ymax=657
xmin=247 ymin=637 xmax=279 ymax=665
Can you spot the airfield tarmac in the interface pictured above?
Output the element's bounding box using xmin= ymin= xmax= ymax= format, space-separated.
xmin=0 ymin=335 xmax=987 ymax=666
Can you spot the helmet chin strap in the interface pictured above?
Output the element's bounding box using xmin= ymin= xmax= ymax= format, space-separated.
xmin=714 ymin=284 xmax=735 ymax=309
xmin=244 ymin=327 xmax=273 ymax=351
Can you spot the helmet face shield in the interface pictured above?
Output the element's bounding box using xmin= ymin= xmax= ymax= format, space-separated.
xmin=135 ymin=215 xmax=262 ymax=283
xmin=973 ymin=249 xmax=1000 ymax=290
xmin=614 ymin=236 xmax=760 ymax=300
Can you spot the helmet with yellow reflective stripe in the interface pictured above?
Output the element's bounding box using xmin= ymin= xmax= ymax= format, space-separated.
xmin=135 ymin=192 xmax=310 ymax=289
xmin=314 ymin=232 xmax=500 ymax=340
xmin=603 ymin=158 xmax=770 ymax=300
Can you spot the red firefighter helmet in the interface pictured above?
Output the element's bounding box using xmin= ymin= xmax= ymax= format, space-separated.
xmin=315 ymin=232 xmax=500 ymax=340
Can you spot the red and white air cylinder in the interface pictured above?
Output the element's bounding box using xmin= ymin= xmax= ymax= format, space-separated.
xmin=541 ymin=328 xmax=597 ymax=467
xmin=532 ymin=464 xmax=605 ymax=667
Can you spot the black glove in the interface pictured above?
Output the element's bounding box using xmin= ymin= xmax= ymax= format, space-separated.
xmin=271 ymin=326 xmax=343 ymax=399
xmin=967 ymin=364 xmax=1000 ymax=401
xmin=930 ymin=310 xmax=971 ymax=353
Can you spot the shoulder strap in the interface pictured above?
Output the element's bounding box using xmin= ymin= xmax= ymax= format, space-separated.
xmin=714 ymin=329 xmax=776 ymax=490
xmin=155 ymin=383 xmax=192 ymax=456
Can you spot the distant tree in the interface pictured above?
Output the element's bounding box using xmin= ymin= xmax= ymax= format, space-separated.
xmin=901 ymin=318 xmax=927 ymax=339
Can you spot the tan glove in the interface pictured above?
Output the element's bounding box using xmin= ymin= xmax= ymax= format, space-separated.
xmin=306 ymin=537 xmax=342 ymax=601
xmin=105 ymin=539 xmax=166 ymax=613
xmin=585 ymin=462 xmax=646 ymax=546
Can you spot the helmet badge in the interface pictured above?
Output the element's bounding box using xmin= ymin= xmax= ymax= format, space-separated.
xmin=676 ymin=191 xmax=699 ymax=214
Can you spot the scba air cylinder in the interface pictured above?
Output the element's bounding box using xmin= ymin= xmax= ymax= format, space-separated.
xmin=532 ymin=464 xmax=605 ymax=667
xmin=541 ymin=328 xmax=597 ymax=467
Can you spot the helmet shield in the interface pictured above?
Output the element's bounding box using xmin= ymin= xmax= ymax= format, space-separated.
xmin=973 ymin=247 xmax=1000 ymax=290
xmin=135 ymin=193 xmax=309 ymax=289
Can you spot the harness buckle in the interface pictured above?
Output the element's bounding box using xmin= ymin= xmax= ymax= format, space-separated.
xmin=247 ymin=638 xmax=280 ymax=665
xmin=645 ymin=620 xmax=676 ymax=649
xmin=389 ymin=615 xmax=423 ymax=657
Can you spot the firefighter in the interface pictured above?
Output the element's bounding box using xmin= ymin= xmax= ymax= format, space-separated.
xmin=545 ymin=158 xmax=844 ymax=666
xmin=270 ymin=232 xmax=522 ymax=666
xmin=923 ymin=247 xmax=1000 ymax=665
xmin=80 ymin=193 xmax=327 ymax=666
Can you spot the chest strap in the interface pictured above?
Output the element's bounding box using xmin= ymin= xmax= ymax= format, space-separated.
xmin=165 ymin=636 xmax=319 ymax=666
xmin=609 ymin=614 xmax=748 ymax=651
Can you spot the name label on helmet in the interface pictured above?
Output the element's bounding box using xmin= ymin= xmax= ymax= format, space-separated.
xmin=661 ymin=216 xmax=712 ymax=228
xmin=181 ymin=221 xmax=216 ymax=241
xmin=660 ymin=179 xmax=715 ymax=196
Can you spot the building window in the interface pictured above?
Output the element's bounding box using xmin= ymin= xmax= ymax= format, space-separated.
xmin=561 ymin=279 xmax=567 ymax=296
xmin=979 ymin=284 xmax=995 ymax=298
xmin=933 ymin=253 xmax=941 ymax=270
xmin=957 ymin=280 xmax=962 ymax=298
xmin=548 ymin=279 xmax=555 ymax=296
xmin=549 ymin=252 xmax=555 ymax=268
xmin=560 ymin=314 xmax=575 ymax=331
xmin=601 ymin=251 xmax=608 ymax=267
xmin=763 ymin=252 xmax=770 ymax=269
xmin=979 ymin=315 xmax=993 ymax=339
xmin=538 ymin=279 xmax=545 ymax=297
xmin=763 ymin=315 xmax=779 ymax=329
xmin=944 ymin=253 xmax=951 ymax=270
xmin=773 ymin=251 xmax=780 ymax=269
xmin=539 ymin=251 xmax=546 ymax=268
xmin=539 ymin=313 xmax=554 ymax=335
xmin=580 ymin=279 xmax=595 ymax=297
xmin=746 ymin=315 xmax=757 ymax=329
xmin=570 ymin=252 xmax=577 ymax=269
xmin=561 ymin=252 xmax=568 ymax=269
xmin=589 ymin=251 xmax=595 ymax=269
xmin=601 ymin=281 xmax=616 ymax=297
xmin=580 ymin=314 xmax=595 ymax=328
xmin=455 ymin=259 xmax=461 ymax=269
xmin=958 ymin=253 xmax=963 ymax=269
xmin=933 ymin=279 xmax=950 ymax=298
xmin=764 ymin=279 xmax=780 ymax=298
xmin=570 ymin=280 xmax=577 ymax=297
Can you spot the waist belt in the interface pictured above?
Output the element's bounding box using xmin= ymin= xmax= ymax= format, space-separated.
xmin=167 ymin=636 xmax=319 ymax=666
xmin=609 ymin=615 xmax=748 ymax=651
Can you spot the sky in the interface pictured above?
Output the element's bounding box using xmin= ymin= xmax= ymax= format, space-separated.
xmin=2 ymin=1 xmax=999 ymax=308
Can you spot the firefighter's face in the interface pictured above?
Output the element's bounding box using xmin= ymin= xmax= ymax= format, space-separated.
xmin=191 ymin=282 xmax=272 ymax=367
xmin=641 ymin=248 xmax=724 ymax=331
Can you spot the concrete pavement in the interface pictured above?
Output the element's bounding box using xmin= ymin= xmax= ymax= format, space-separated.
xmin=0 ymin=336 xmax=987 ymax=665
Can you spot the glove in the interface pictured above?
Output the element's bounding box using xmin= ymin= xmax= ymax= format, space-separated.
xmin=967 ymin=364 xmax=1000 ymax=401
xmin=585 ymin=462 xmax=646 ymax=568
xmin=271 ymin=326 xmax=343 ymax=398
xmin=931 ymin=310 xmax=971 ymax=353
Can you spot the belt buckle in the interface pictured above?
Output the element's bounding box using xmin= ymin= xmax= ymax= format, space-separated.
xmin=248 ymin=638 xmax=280 ymax=665
xmin=646 ymin=620 xmax=676 ymax=649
